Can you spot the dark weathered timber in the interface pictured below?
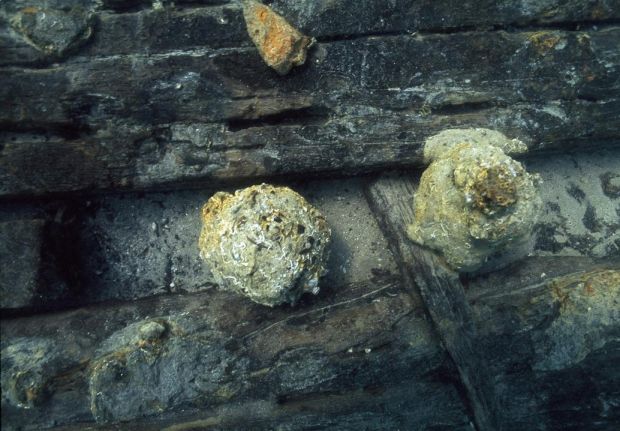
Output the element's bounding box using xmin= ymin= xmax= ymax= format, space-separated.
xmin=2 ymin=1 xmax=620 ymax=66
xmin=1 ymin=101 xmax=619 ymax=198
xmin=365 ymin=174 xmax=502 ymax=431
xmin=4 ymin=27 xmax=618 ymax=126
xmin=1 ymin=1 xmax=619 ymax=430
xmin=0 ymin=219 xmax=45 ymax=309
xmin=2 ymin=252 xmax=616 ymax=430
xmin=1 ymin=24 xmax=620 ymax=197
xmin=1 ymin=99 xmax=618 ymax=198
xmin=0 ymin=276 xmax=473 ymax=430
xmin=466 ymin=257 xmax=620 ymax=430
xmin=365 ymin=173 xmax=620 ymax=430
xmin=269 ymin=0 xmax=620 ymax=38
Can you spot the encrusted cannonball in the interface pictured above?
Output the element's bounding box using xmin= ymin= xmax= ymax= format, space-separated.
xmin=199 ymin=184 xmax=331 ymax=306
xmin=408 ymin=129 xmax=542 ymax=273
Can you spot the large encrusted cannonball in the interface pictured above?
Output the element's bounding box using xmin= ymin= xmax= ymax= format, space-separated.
xmin=408 ymin=129 xmax=542 ymax=273
xmin=199 ymin=184 xmax=331 ymax=306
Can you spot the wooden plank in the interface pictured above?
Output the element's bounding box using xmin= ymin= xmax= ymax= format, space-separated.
xmin=269 ymin=0 xmax=620 ymax=38
xmin=2 ymin=98 xmax=618 ymax=197
xmin=466 ymin=257 xmax=620 ymax=429
xmin=0 ymin=219 xmax=45 ymax=309
xmin=365 ymin=173 xmax=620 ymax=430
xmin=365 ymin=173 xmax=502 ymax=431
xmin=3 ymin=251 xmax=616 ymax=429
xmin=2 ymin=1 xmax=619 ymax=66
xmin=1 ymin=277 xmax=473 ymax=429
xmin=1 ymin=26 xmax=618 ymax=197
xmin=3 ymin=28 xmax=619 ymax=125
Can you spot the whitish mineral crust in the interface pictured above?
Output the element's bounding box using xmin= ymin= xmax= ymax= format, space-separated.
xmin=199 ymin=184 xmax=331 ymax=306
xmin=408 ymin=129 xmax=542 ymax=273
xmin=242 ymin=0 xmax=314 ymax=75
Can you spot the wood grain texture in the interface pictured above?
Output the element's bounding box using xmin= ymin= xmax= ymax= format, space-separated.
xmin=366 ymin=174 xmax=502 ymax=431
xmin=1 ymin=276 xmax=474 ymax=429
xmin=1 ymin=0 xmax=619 ymax=197
xmin=2 ymin=1 xmax=619 ymax=429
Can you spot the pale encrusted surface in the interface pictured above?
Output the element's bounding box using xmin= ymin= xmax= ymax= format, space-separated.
xmin=199 ymin=184 xmax=331 ymax=306
xmin=408 ymin=131 xmax=542 ymax=273
xmin=423 ymin=128 xmax=529 ymax=163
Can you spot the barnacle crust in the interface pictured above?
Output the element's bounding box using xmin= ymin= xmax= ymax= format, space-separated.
xmin=199 ymin=184 xmax=331 ymax=306
xmin=408 ymin=130 xmax=542 ymax=273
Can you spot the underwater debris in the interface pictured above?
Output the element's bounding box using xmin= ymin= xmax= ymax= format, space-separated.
xmin=408 ymin=128 xmax=542 ymax=273
xmin=242 ymin=0 xmax=314 ymax=75
xmin=199 ymin=184 xmax=331 ymax=306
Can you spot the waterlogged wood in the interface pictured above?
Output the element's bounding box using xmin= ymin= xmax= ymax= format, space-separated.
xmin=365 ymin=174 xmax=620 ymax=430
xmin=1 ymin=25 xmax=619 ymax=197
xmin=0 ymin=277 xmax=473 ymax=430
xmin=2 ymin=252 xmax=616 ymax=430
xmin=2 ymin=99 xmax=618 ymax=197
xmin=0 ymin=219 xmax=45 ymax=309
xmin=466 ymin=257 xmax=620 ymax=430
xmin=2 ymin=0 xmax=620 ymax=66
xmin=1 ymin=1 xmax=619 ymax=429
xmin=366 ymin=174 xmax=502 ymax=431
xmin=3 ymin=27 xmax=619 ymax=125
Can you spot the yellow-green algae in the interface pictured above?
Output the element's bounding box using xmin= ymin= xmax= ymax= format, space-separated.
xmin=408 ymin=129 xmax=542 ymax=273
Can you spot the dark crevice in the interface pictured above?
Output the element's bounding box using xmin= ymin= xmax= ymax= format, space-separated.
xmin=0 ymin=203 xmax=85 ymax=318
xmin=576 ymin=94 xmax=602 ymax=103
xmin=317 ymin=20 xmax=620 ymax=44
xmin=173 ymin=0 xmax=232 ymax=8
xmin=508 ymin=18 xmax=620 ymax=32
xmin=431 ymin=100 xmax=498 ymax=116
xmin=163 ymin=256 xmax=174 ymax=294
xmin=417 ymin=18 xmax=620 ymax=35
xmin=316 ymin=30 xmax=412 ymax=43
xmin=226 ymin=106 xmax=332 ymax=132
xmin=424 ymin=358 xmax=479 ymax=429
xmin=99 ymin=0 xmax=231 ymax=14
xmin=381 ymin=97 xmax=613 ymax=115
xmin=99 ymin=0 xmax=147 ymax=14
xmin=0 ymin=122 xmax=92 ymax=142
xmin=276 ymin=389 xmax=352 ymax=407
